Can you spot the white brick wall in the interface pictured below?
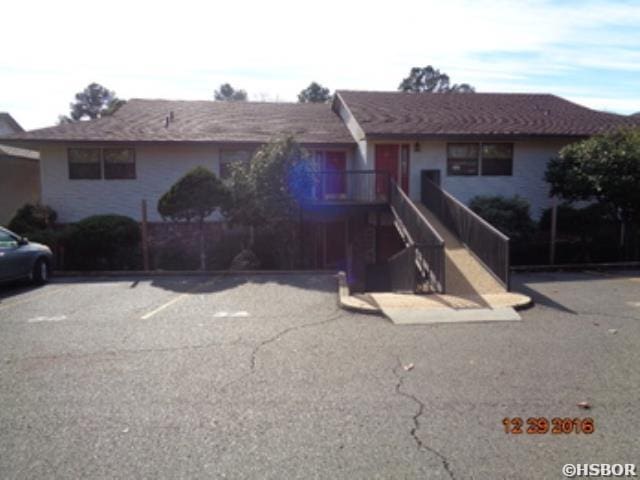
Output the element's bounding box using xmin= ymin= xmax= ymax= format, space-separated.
xmin=39 ymin=133 xmax=569 ymax=223
xmin=40 ymin=144 xmax=222 ymax=222
xmin=370 ymin=139 xmax=573 ymax=219
xmin=40 ymin=143 xmax=357 ymax=223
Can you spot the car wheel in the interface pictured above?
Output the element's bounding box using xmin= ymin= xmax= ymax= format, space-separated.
xmin=32 ymin=258 xmax=50 ymax=285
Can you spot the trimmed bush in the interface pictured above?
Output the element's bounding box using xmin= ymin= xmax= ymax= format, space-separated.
xmin=24 ymin=228 xmax=66 ymax=251
xmin=157 ymin=166 xmax=230 ymax=270
xmin=64 ymin=215 xmax=141 ymax=270
xmin=468 ymin=195 xmax=536 ymax=244
xmin=8 ymin=203 xmax=57 ymax=234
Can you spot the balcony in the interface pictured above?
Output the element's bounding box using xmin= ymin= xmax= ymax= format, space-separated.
xmin=304 ymin=170 xmax=391 ymax=206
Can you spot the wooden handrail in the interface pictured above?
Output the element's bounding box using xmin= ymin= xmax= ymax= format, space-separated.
xmin=422 ymin=177 xmax=509 ymax=241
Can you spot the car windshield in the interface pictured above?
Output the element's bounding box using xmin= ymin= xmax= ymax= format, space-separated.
xmin=0 ymin=230 xmax=18 ymax=248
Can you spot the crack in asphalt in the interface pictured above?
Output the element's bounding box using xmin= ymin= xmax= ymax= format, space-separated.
xmin=393 ymin=358 xmax=456 ymax=480
xmin=218 ymin=309 xmax=344 ymax=393
xmin=249 ymin=309 xmax=343 ymax=371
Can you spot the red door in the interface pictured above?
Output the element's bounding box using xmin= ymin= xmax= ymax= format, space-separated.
xmin=375 ymin=144 xmax=399 ymax=196
xmin=324 ymin=151 xmax=346 ymax=198
xmin=375 ymin=144 xmax=410 ymax=195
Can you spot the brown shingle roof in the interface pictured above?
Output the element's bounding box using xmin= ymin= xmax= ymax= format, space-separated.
xmin=336 ymin=90 xmax=640 ymax=138
xmin=0 ymin=99 xmax=355 ymax=146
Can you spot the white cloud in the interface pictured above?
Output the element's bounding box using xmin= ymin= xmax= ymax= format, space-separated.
xmin=2 ymin=0 xmax=639 ymax=128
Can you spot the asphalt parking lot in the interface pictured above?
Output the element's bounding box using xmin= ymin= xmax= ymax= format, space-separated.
xmin=0 ymin=271 xmax=639 ymax=479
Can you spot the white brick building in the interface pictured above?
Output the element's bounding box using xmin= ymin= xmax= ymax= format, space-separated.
xmin=1 ymin=91 xmax=637 ymax=284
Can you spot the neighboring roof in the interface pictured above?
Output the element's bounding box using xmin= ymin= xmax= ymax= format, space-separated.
xmin=0 ymin=113 xmax=38 ymax=160
xmin=0 ymin=144 xmax=39 ymax=160
xmin=0 ymin=113 xmax=24 ymax=134
xmin=335 ymin=90 xmax=640 ymax=138
xmin=0 ymin=99 xmax=355 ymax=146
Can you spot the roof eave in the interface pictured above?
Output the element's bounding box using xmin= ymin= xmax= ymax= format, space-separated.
xmin=364 ymin=132 xmax=593 ymax=142
xmin=0 ymin=138 xmax=356 ymax=149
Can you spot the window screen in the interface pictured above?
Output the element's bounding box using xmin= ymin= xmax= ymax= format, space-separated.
xmin=104 ymin=148 xmax=136 ymax=179
xmin=481 ymin=144 xmax=513 ymax=176
xmin=447 ymin=143 xmax=479 ymax=175
xmin=68 ymin=148 xmax=101 ymax=179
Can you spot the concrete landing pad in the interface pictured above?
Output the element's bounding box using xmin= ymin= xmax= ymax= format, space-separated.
xmin=377 ymin=305 xmax=521 ymax=325
xmin=368 ymin=291 xmax=527 ymax=324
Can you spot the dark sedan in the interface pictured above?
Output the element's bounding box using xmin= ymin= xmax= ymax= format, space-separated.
xmin=0 ymin=227 xmax=53 ymax=284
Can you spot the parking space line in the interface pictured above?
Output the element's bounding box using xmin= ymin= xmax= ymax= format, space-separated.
xmin=141 ymin=293 xmax=190 ymax=320
xmin=0 ymin=287 xmax=65 ymax=312
xmin=140 ymin=278 xmax=220 ymax=320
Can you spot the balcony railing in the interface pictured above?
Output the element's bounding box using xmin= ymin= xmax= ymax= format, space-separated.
xmin=308 ymin=170 xmax=390 ymax=204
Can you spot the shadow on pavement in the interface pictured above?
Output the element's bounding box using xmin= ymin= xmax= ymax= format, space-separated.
xmin=0 ymin=272 xmax=337 ymax=301
xmin=509 ymin=272 xmax=607 ymax=314
xmin=150 ymin=272 xmax=337 ymax=295
xmin=0 ymin=281 xmax=47 ymax=304
xmin=512 ymin=281 xmax=577 ymax=314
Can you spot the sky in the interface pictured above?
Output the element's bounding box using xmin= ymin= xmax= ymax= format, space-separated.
xmin=2 ymin=0 xmax=640 ymax=130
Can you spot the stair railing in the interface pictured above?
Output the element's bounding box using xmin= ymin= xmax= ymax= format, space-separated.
xmin=389 ymin=180 xmax=446 ymax=293
xmin=421 ymin=177 xmax=510 ymax=289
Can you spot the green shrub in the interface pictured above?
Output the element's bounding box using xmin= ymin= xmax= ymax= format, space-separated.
xmin=24 ymin=228 xmax=64 ymax=250
xmin=64 ymin=215 xmax=141 ymax=270
xmin=468 ymin=195 xmax=536 ymax=244
xmin=8 ymin=203 xmax=57 ymax=234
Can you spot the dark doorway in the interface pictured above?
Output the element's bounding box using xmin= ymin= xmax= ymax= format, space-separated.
xmin=325 ymin=221 xmax=347 ymax=270
xmin=421 ymin=169 xmax=441 ymax=203
xmin=376 ymin=225 xmax=405 ymax=263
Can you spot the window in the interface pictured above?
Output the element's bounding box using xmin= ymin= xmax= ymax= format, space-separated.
xmin=68 ymin=147 xmax=136 ymax=180
xmin=447 ymin=143 xmax=479 ymax=175
xmin=104 ymin=148 xmax=136 ymax=179
xmin=480 ymin=143 xmax=513 ymax=176
xmin=219 ymin=149 xmax=252 ymax=179
xmin=68 ymin=148 xmax=101 ymax=179
xmin=0 ymin=230 xmax=18 ymax=248
xmin=446 ymin=143 xmax=514 ymax=176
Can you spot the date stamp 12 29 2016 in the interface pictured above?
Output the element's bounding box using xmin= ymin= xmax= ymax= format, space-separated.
xmin=503 ymin=417 xmax=595 ymax=435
